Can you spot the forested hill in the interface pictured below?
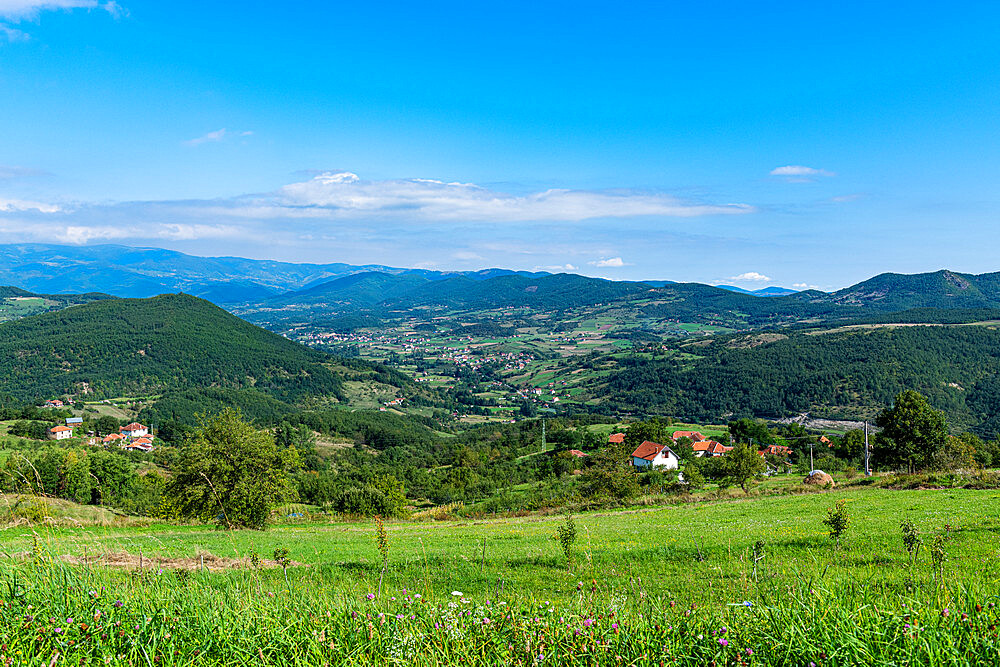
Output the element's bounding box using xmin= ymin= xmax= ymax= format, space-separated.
xmin=0 ymin=293 xmax=350 ymax=402
xmin=0 ymin=286 xmax=112 ymax=322
xmin=600 ymin=324 xmax=1000 ymax=434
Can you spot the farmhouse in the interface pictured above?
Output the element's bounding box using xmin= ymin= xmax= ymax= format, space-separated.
xmin=672 ymin=430 xmax=706 ymax=442
xmin=759 ymin=444 xmax=792 ymax=457
xmin=120 ymin=422 xmax=149 ymax=438
xmin=49 ymin=425 xmax=73 ymax=440
xmin=608 ymin=432 xmax=625 ymax=444
xmin=693 ymin=440 xmax=732 ymax=457
xmin=630 ymin=440 xmax=679 ymax=470
xmin=124 ymin=437 xmax=154 ymax=453
xmin=102 ymin=433 xmax=124 ymax=444
xmin=44 ymin=399 xmax=64 ymax=408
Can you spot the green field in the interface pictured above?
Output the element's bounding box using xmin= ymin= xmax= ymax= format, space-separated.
xmin=3 ymin=485 xmax=1000 ymax=664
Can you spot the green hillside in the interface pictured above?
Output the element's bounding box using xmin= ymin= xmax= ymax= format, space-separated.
xmin=0 ymin=286 xmax=112 ymax=322
xmin=0 ymin=293 xmax=347 ymax=402
xmin=601 ymin=323 xmax=1000 ymax=433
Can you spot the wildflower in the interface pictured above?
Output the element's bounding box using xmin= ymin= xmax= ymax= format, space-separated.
xmin=54 ymin=628 xmax=63 ymax=635
xmin=113 ymin=601 xmax=123 ymax=608
xmin=746 ymin=649 xmax=753 ymax=656
xmin=451 ymin=591 xmax=464 ymax=597
xmin=718 ymin=639 xmax=729 ymax=647
xmin=583 ymin=619 xmax=594 ymax=627
xmin=66 ymin=618 xmax=73 ymax=624
xmin=720 ymin=627 xmax=728 ymax=635
xmin=612 ymin=623 xmax=618 ymax=630
xmin=942 ymin=609 xmax=950 ymax=617
xmin=366 ymin=594 xmax=376 ymax=600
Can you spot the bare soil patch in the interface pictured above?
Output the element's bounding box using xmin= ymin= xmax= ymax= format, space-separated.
xmin=9 ymin=550 xmax=304 ymax=571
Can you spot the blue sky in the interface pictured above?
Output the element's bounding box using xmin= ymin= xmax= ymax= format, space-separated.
xmin=2 ymin=1 xmax=1000 ymax=289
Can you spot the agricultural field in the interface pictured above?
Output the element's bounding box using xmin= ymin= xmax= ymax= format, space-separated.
xmin=2 ymin=485 xmax=999 ymax=664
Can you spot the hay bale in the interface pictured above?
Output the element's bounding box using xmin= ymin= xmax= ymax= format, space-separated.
xmin=803 ymin=470 xmax=835 ymax=487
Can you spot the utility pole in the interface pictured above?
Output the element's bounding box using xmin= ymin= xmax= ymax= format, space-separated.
xmin=809 ymin=440 xmax=815 ymax=471
xmin=864 ymin=420 xmax=871 ymax=476
xmin=541 ymin=418 xmax=546 ymax=451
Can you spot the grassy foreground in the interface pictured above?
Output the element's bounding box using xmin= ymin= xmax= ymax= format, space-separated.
xmin=2 ymin=487 xmax=1000 ymax=664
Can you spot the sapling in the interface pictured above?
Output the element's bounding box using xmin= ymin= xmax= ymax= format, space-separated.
xmin=375 ymin=515 xmax=389 ymax=598
xmin=272 ymin=548 xmax=291 ymax=589
xmin=901 ymin=520 xmax=922 ymax=567
xmin=555 ymin=514 xmax=577 ymax=571
xmin=822 ymin=499 xmax=851 ymax=547
xmin=751 ymin=539 xmax=766 ymax=581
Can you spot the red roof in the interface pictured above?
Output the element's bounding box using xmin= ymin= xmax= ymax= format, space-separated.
xmin=692 ymin=440 xmax=712 ymax=451
xmin=103 ymin=433 xmax=123 ymax=441
xmin=50 ymin=425 xmax=72 ymax=433
xmin=672 ymin=430 xmax=706 ymax=442
xmin=759 ymin=444 xmax=792 ymax=457
xmin=567 ymin=449 xmax=588 ymax=458
xmin=121 ymin=422 xmax=146 ymax=431
xmin=706 ymin=441 xmax=733 ymax=456
xmin=608 ymin=432 xmax=625 ymax=444
xmin=631 ymin=440 xmax=666 ymax=461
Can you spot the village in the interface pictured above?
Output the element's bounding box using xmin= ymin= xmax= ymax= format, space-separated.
xmin=43 ymin=400 xmax=155 ymax=452
xmin=619 ymin=429 xmax=797 ymax=469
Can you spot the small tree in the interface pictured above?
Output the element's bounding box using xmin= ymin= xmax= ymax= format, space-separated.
xmin=930 ymin=533 xmax=948 ymax=581
xmin=822 ymin=499 xmax=851 ymax=546
xmin=167 ymin=409 xmax=299 ymax=529
xmin=900 ymin=520 xmax=922 ymax=567
xmin=374 ymin=515 xmax=389 ymax=598
xmin=875 ymin=390 xmax=948 ymax=473
xmin=555 ymin=514 xmax=577 ymax=571
xmin=95 ymin=415 xmax=121 ymax=437
xmin=724 ymin=442 xmax=767 ymax=492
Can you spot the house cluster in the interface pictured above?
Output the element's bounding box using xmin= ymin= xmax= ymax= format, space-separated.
xmin=616 ymin=429 xmax=794 ymax=470
xmin=50 ymin=419 xmax=155 ymax=452
xmin=103 ymin=422 xmax=155 ymax=452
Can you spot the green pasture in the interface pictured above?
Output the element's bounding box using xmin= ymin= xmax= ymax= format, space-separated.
xmin=3 ymin=486 xmax=1000 ymax=664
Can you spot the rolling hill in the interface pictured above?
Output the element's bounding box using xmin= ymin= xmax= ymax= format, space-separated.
xmin=0 ymin=286 xmax=112 ymax=322
xmin=0 ymin=293 xmax=350 ymax=402
xmin=599 ymin=323 xmax=1000 ymax=433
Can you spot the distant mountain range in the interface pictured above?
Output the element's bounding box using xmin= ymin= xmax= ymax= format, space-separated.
xmin=0 ymin=243 xmax=550 ymax=303
xmin=6 ymin=244 xmax=1000 ymax=329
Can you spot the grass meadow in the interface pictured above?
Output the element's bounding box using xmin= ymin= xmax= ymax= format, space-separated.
xmin=2 ymin=486 xmax=1000 ymax=664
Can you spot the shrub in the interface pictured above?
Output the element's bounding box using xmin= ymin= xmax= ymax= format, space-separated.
xmin=555 ymin=514 xmax=577 ymax=570
xmin=822 ymin=499 xmax=851 ymax=546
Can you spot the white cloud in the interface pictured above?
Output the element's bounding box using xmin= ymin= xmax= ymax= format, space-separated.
xmin=792 ymin=282 xmax=821 ymax=290
xmin=0 ymin=197 xmax=60 ymax=213
xmin=831 ymin=193 xmax=863 ymax=203
xmin=0 ymin=0 xmax=123 ymax=22
xmin=184 ymin=128 xmax=228 ymax=147
xmin=536 ymin=263 xmax=578 ymax=272
xmin=770 ymin=165 xmax=835 ymax=182
xmin=589 ymin=257 xmax=626 ymax=268
xmin=451 ymin=251 xmax=484 ymax=261
xmin=729 ymin=271 xmax=771 ymax=282
xmin=274 ymin=172 xmax=755 ymax=223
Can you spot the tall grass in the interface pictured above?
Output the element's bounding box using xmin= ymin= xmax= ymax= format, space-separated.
xmin=1 ymin=487 xmax=1000 ymax=664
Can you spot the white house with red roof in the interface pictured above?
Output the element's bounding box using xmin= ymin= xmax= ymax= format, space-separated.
xmin=48 ymin=425 xmax=73 ymax=440
xmin=671 ymin=430 xmax=706 ymax=442
xmin=124 ymin=437 xmax=155 ymax=453
xmin=630 ymin=440 xmax=679 ymax=470
xmin=120 ymin=422 xmax=148 ymax=438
